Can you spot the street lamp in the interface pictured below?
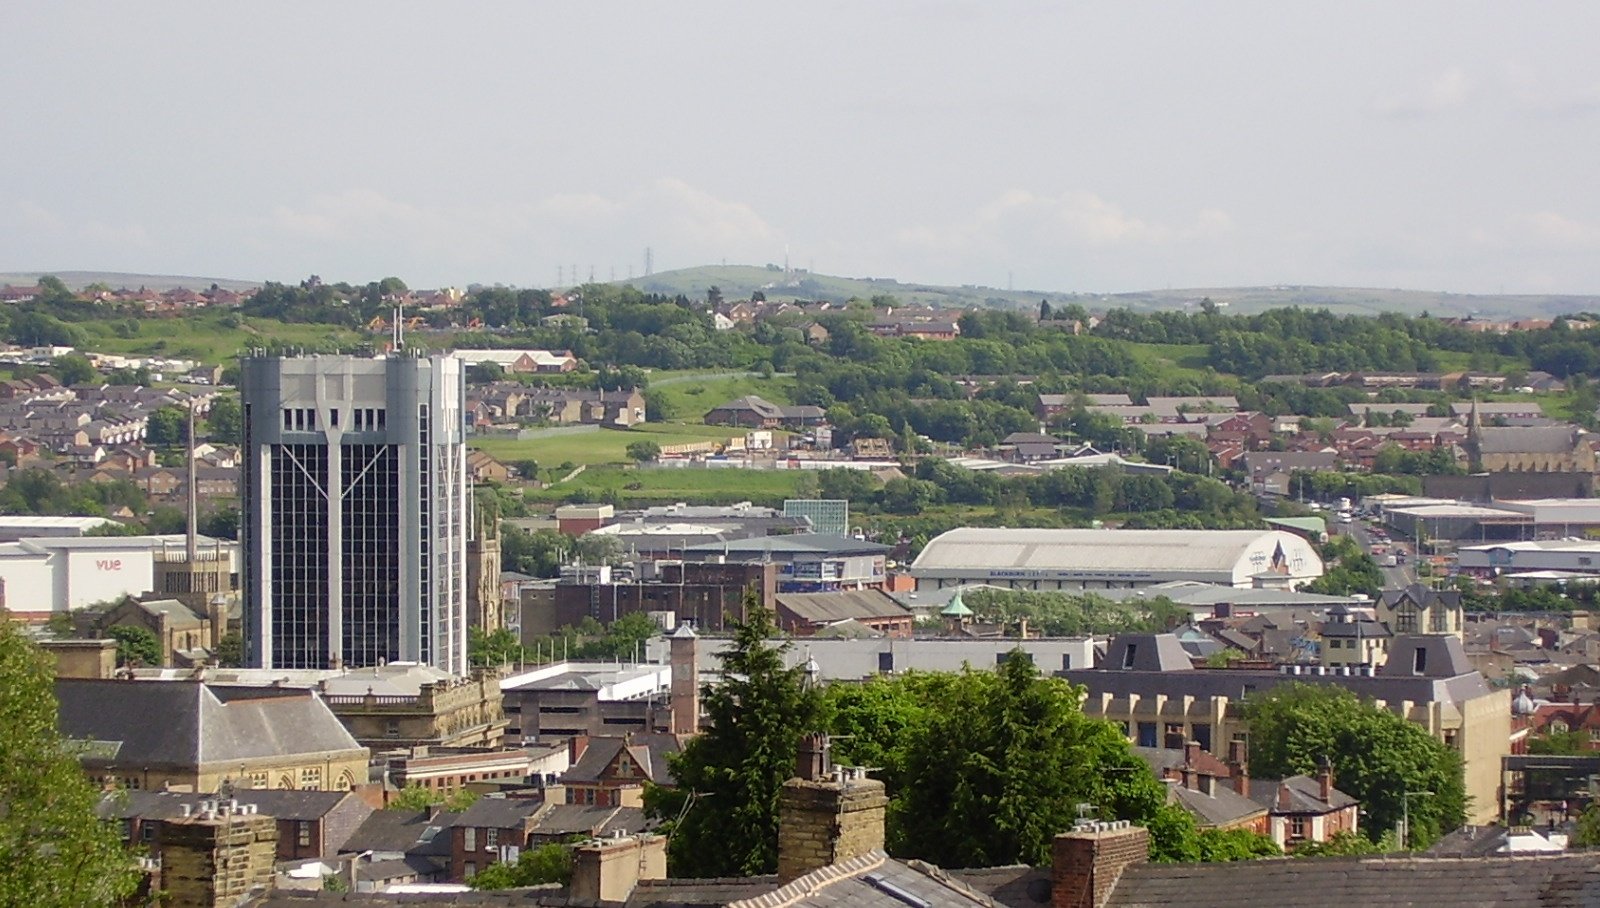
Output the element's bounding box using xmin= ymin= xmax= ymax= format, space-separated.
xmin=1402 ymin=790 xmax=1433 ymax=849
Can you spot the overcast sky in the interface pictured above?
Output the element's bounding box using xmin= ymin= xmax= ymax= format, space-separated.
xmin=5 ymin=2 xmax=1600 ymax=295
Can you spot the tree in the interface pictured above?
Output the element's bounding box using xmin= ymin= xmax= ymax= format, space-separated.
xmin=145 ymin=405 xmax=188 ymax=446
xmin=625 ymin=440 xmax=661 ymax=463
xmin=1573 ymin=803 xmax=1600 ymax=847
xmin=0 ymin=618 xmax=140 ymax=905
xmin=1244 ymin=684 xmax=1465 ymax=849
xmin=108 ymin=625 xmax=161 ymax=667
xmin=206 ymin=396 xmax=242 ymax=442
xmin=469 ymin=842 xmax=574 ymax=890
xmin=214 ymin=632 xmax=245 ymax=668
xmin=828 ymin=654 xmax=1214 ymax=868
xmin=386 ymin=785 xmax=479 ymax=812
xmin=49 ymin=354 xmax=96 ymax=386
xmin=653 ymin=590 xmax=822 ymax=877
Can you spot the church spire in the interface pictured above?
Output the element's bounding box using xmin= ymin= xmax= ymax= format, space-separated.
xmin=1466 ymin=396 xmax=1484 ymax=473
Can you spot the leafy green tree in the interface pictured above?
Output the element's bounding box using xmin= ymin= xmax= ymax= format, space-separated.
xmin=0 ymin=618 xmax=140 ymax=905
xmin=653 ymin=590 xmax=822 ymax=877
xmin=214 ymin=632 xmax=245 ymax=668
xmin=469 ymin=842 xmax=574 ymax=890
xmin=205 ymin=396 xmax=242 ymax=442
xmin=386 ymin=785 xmax=480 ymax=812
xmin=825 ymin=655 xmax=1274 ymax=866
xmin=1573 ymin=803 xmax=1600 ymax=847
xmin=108 ymin=625 xmax=161 ymax=667
xmin=1528 ymin=729 xmax=1589 ymax=755
xmin=469 ymin=627 xmax=524 ymax=668
xmin=1245 ymin=684 xmax=1465 ymax=849
xmin=145 ymin=405 xmax=188 ymax=446
xmin=625 ymin=440 xmax=661 ymax=463
xmin=49 ymin=354 xmax=96 ymax=386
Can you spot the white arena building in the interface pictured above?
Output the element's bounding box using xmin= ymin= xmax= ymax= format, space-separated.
xmin=0 ymin=534 xmax=238 ymax=616
xmin=909 ymin=528 xmax=1324 ymax=592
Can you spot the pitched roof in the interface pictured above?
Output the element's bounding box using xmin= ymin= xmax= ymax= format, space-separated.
xmin=97 ymin=789 xmax=364 ymax=823
xmin=1106 ymin=852 xmax=1600 ymax=907
xmin=450 ymin=796 xmax=543 ymax=829
xmin=1476 ymin=425 xmax=1584 ymax=455
xmin=776 ymin=590 xmax=913 ymax=625
xmin=1164 ymin=779 xmax=1267 ymax=828
xmin=341 ymin=808 xmax=461 ymax=856
xmin=55 ymin=679 xmax=363 ymax=769
xmin=563 ymin=734 xmax=680 ymax=786
xmin=717 ymin=851 xmax=994 ymax=908
xmin=1246 ymin=775 xmax=1357 ymax=813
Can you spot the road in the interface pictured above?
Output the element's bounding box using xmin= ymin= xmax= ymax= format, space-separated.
xmin=1340 ymin=516 xmax=1418 ymax=588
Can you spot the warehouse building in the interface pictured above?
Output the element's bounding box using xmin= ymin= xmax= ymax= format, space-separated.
xmin=0 ymin=534 xmax=238 ymax=618
xmin=909 ymin=528 xmax=1324 ymax=592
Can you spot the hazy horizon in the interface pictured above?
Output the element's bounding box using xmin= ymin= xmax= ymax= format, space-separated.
xmin=6 ymin=2 xmax=1600 ymax=296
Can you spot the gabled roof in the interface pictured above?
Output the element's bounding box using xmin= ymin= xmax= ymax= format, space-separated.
xmin=341 ymin=808 xmax=461 ymax=856
xmin=776 ymin=590 xmax=913 ymax=625
xmin=55 ymin=679 xmax=363 ymax=768
xmin=450 ymin=796 xmax=543 ymax=830
xmin=563 ymin=734 xmax=680 ymax=786
xmin=1247 ymin=775 xmax=1357 ymax=814
xmin=1106 ymin=852 xmax=1600 ymax=907
xmin=1165 ymin=779 xmax=1268 ymax=828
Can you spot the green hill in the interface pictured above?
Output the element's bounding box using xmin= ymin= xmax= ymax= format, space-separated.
xmin=617 ymin=266 xmax=1600 ymax=320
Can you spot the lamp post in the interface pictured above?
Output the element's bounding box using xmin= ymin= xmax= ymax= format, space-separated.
xmin=1402 ymin=790 xmax=1433 ymax=850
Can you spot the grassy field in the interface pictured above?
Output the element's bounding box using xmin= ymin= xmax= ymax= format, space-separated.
xmin=523 ymin=464 xmax=809 ymax=506
xmin=75 ymin=312 xmax=363 ymax=363
xmin=647 ymin=371 xmax=798 ymax=421
xmin=470 ymin=423 xmax=744 ymax=469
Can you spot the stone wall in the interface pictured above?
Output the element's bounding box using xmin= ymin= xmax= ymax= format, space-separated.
xmin=776 ymin=775 xmax=888 ymax=884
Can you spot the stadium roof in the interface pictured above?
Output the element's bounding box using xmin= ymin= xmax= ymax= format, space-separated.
xmin=911 ymin=528 xmax=1317 ymax=579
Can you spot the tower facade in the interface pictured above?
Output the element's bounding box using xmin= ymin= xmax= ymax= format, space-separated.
xmin=241 ymin=353 xmax=470 ymax=674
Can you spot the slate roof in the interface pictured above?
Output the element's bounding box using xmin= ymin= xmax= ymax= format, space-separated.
xmin=1247 ymin=775 xmax=1357 ymax=814
xmin=450 ymin=796 xmax=543 ymax=830
xmin=1476 ymin=425 xmax=1584 ymax=455
xmin=137 ymin=598 xmax=207 ymax=628
xmin=563 ymin=734 xmax=681 ymax=786
xmin=715 ymin=851 xmax=993 ymax=908
xmin=775 ymin=590 xmax=914 ymax=625
xmin=98 ymin=788 xmax=364 ymax=824
xmin=55 ymin=679 xmax=364 ymax=769
xmin=1164 ymin=779 xmax=1267 ymax=828
xmin=341 ymin=808 xmax=461 ymax=857
xmin=1105 ymin=852 xmax=1600 ymax=907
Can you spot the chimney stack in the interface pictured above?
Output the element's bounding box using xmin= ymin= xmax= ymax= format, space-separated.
xmin=1318 ymin=756 xmax=1334 ymax=804
xmin=777 ymin=734 xmax=887 ymax=884
xmin=570 ymin=834 xmax=666 ymax=904
xmin=1226 ymin=739 xmax=1249 ymax=797
xmin=669 ymin=624 xmax=699 ymax=736
xmin=1052 ymin=822 xmax=1149 ymax=908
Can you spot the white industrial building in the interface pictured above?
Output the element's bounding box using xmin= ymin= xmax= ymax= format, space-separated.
xmin=909 ymin=528 xmax=1324 ymax=592
xmin=0 ymin=516 xmax=120 ymax=543
xmin=1458 ymin=539 xmax=1600 ymax=579
xmin=0 ymin=534 xmax=238 ymax=616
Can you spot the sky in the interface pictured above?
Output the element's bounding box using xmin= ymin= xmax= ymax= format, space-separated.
xmin=4 ymin=2 xmax=1600 ymax=295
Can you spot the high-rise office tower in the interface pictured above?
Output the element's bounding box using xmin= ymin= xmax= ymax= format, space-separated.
xmin=240 ymin=352 xmax=470 ymax=675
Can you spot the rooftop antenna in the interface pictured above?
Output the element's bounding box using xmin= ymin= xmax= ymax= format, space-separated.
xmin=392 ymin=300 xmax=404 ymax=351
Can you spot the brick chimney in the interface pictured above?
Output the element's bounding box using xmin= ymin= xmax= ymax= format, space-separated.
xmin=569 ymin=734 xmax=590 ymax=764
xmin=570 ymin=833 xmax=667 ymax=904
xmin=1317 ymin=756 xmax=1334 ymax=803
xmin=1052 ymin=821 xmax=1150 ymax=908
xmin=776 ymin=735 xmax=887 ymax=884
xmin=669 ymin=623 xmax=699 ymax=735
xmin=1227 ymin=739 xmax=1249 ymax=796
xmin=1277 ymin=782 xmax=1293 ymax=812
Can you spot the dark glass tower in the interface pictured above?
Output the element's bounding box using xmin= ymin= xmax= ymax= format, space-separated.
xmin=241 ymin=353 xmax=469 ymax=674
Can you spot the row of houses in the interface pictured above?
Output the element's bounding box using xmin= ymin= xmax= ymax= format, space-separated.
xmin=466 ymin=382 xmax=645 ymax=428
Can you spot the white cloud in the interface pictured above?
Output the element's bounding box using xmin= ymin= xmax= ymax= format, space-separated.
xmin=1511 ymin=211 xmax=1600 ymax=250
xmin=259 ymin=180 xmax=782 ymax=281
xmin=1371 ymin=67 xmax=1471 ymax=117
xmin=895 ymin=190 xmax=1231 ymax=257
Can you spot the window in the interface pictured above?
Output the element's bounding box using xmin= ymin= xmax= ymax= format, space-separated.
xmin=464 ymin=828 xmax=476 ymax=851
xmin=1394 ymin=606 xmax=1418 ymax=635
xmin=1164 ymin=723 xmax=1185 ymax=749
xmin=141 ymin=824 xmax=155 ymax=843
xmin=485 ymin=828 xmax=499 ymax=850
xmin=1193 ymin=724 xmax=1212 ymax=751
xmin=464 ymin=862 xmax=476 ymax=879
xmin=1290 ymin=816 xmax=1307 ymax=840
xmin=1122 ymin=644 xmax=1138 ymax=669
xmin=299 ymin=767 xmax=322 ymax=790
xmin=387 ymin=720 xmax=400 ymax=737
xmin=297 ymin=822 xmax=312 ymax=848
xmin=878 ymin=652 xmax=894 ymax=673
xmin=1137 ymin=721 xmax=1158 ymax=748
xmin=1412 ymin=646 xmax=1427 ymax=676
